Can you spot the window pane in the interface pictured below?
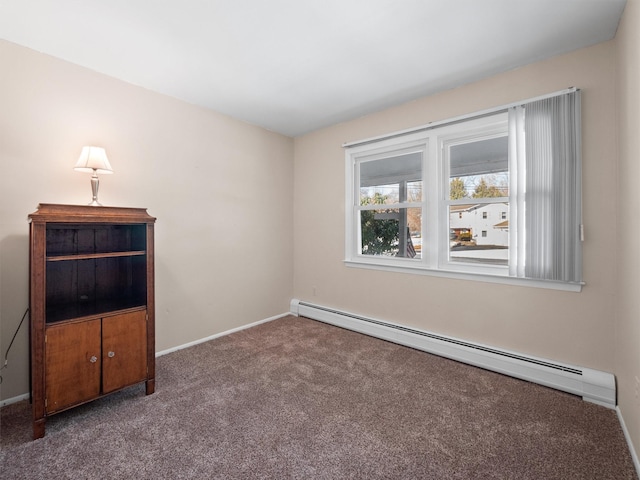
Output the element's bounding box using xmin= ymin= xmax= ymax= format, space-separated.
xmin=360 ymin=183 xmax=399 ymax=205
xmin=449 ymin=204 xmax=508 ymax=265
xmin=449 ymin=136 xmax=508 ymax=199
xmin=360 ymin=152 xmax=422 ymax=204
xmin=360 ymin=207 xmax=421 ymax=258
xmin=407 ymin=207 xmax=422 ymax=259
xmin=407 ymin=180 xmax=422 ymax=202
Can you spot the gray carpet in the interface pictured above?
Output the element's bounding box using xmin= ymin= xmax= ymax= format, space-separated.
xmin=1 ymin=315 xmax=637 ymax=479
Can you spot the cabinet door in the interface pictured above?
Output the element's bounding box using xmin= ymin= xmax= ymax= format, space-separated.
xmin=45 ymin=319 xmax=101 ymax=414
xmin=102 ymin=310 xmax=147 ymax=394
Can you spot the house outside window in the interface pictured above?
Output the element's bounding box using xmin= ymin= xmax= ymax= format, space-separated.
xmin=344 ymin=89 xmax=583 ymax=291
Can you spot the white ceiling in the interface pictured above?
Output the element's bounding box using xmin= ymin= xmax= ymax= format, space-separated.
xmin=0 ymin=0 xmax=627 ymax=137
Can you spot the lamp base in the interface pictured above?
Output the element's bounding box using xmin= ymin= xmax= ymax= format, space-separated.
xmin=88 ymin=172 xmax=103 ymax=206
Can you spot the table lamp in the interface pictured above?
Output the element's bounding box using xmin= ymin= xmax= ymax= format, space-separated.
xmin=74 ymin=146 xmax=113 ymax=206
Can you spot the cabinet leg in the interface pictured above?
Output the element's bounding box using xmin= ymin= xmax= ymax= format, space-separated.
xmin=33 ymin=418 xmax=45 ymax=440
xmin=145 ymin=379 xmax=155 ymax=395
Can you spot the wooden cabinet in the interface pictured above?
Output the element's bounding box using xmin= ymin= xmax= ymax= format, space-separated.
xmin=29 ymin=204 xmax=156 ymax=439
xmin=44 ymin=311 xmax=147 ymax=413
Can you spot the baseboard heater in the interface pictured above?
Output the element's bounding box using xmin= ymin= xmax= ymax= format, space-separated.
xmin=290 ymin=299 xmax=616 ymax=409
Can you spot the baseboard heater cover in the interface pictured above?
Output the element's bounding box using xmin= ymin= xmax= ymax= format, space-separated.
xmin=290 ymin=299 xmax=616 ymax=409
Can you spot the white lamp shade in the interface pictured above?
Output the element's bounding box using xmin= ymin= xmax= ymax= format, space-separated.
xmin=74 ymin=146 xmax=113 ymax=174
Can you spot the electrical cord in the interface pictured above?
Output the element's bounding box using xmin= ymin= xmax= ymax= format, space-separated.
xmin=0 ymin=307 xmax=29 ymax=385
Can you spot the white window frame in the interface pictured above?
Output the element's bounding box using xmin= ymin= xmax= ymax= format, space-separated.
xmin=436 ymin=114 xmax=509 ymax=276
xmin=344 ymin=90 xmax=583 ymax=292
xmin=347 ymin=133 xmax=429 ymax=267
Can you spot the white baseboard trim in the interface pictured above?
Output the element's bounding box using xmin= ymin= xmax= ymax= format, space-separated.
xmin=0 ymin=392 xmax=29 ymax=408
xmin=156 ymin=312 xmax=289 ymax=357
xmin=617 ymin=406 xmax=640 ymax=477
xmin=290 ymin=298 xmax=617 ymax=409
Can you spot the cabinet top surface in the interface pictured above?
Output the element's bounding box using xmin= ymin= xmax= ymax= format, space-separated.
xmin=29 ymin=204 xmax=156 ymax=224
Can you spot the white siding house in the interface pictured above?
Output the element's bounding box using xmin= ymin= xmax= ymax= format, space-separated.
xmin=449 ymin=203 xmax=509 ymax=246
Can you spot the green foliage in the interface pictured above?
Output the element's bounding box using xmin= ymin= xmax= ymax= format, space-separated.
xmin=361 ymin=192 xmax=387 ymax=207
xmin=472 ymin=178 xmax=506 ymax=198
xmin=360 ymin=193 xmax=398 ymax=255
xmin=450 ymin=178 xmax=468 ymax=200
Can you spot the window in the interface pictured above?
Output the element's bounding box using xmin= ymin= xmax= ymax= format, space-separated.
xmin=345 ymin=89 xmax=582 ymax=291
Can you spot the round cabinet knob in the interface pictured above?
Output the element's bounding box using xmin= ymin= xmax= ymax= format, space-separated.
xmin=108 ymin=351 xmax=115 ymax=358
xmin=89 ymin=356 xmax=97 ymax=363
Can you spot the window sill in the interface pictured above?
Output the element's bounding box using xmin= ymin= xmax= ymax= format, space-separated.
xmin=344 ymin=259 xmax=583 ymax=292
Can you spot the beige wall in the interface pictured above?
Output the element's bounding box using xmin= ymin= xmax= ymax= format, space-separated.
xmin=294 ymin=42 xmax=617 ymax=371
xmin=616 ymin=0 xmax=640 ymax=463
xmin=0 ymin=40 xmax=294 ymax=401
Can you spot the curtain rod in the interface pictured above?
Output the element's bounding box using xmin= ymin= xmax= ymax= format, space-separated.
xmin=343 ymin=87 xmax=578 ymax=149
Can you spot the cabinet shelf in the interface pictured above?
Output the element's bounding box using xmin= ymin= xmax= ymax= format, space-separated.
xmin=47 ymin=250 xmax=146 ymax=262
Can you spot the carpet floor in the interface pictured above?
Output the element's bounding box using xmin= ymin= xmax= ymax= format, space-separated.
xmin=1 ymin=315 xmax=637 ymax=479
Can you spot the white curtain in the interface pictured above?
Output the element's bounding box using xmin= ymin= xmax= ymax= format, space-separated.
xmin=520 ymin=91 xmax=582 ymax=282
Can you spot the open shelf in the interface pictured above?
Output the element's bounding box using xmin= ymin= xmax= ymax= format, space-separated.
xmin=45 ymin=254 xmax=147 ymax=324
xmin=46 ymin=223 xmax=147 ymax=256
